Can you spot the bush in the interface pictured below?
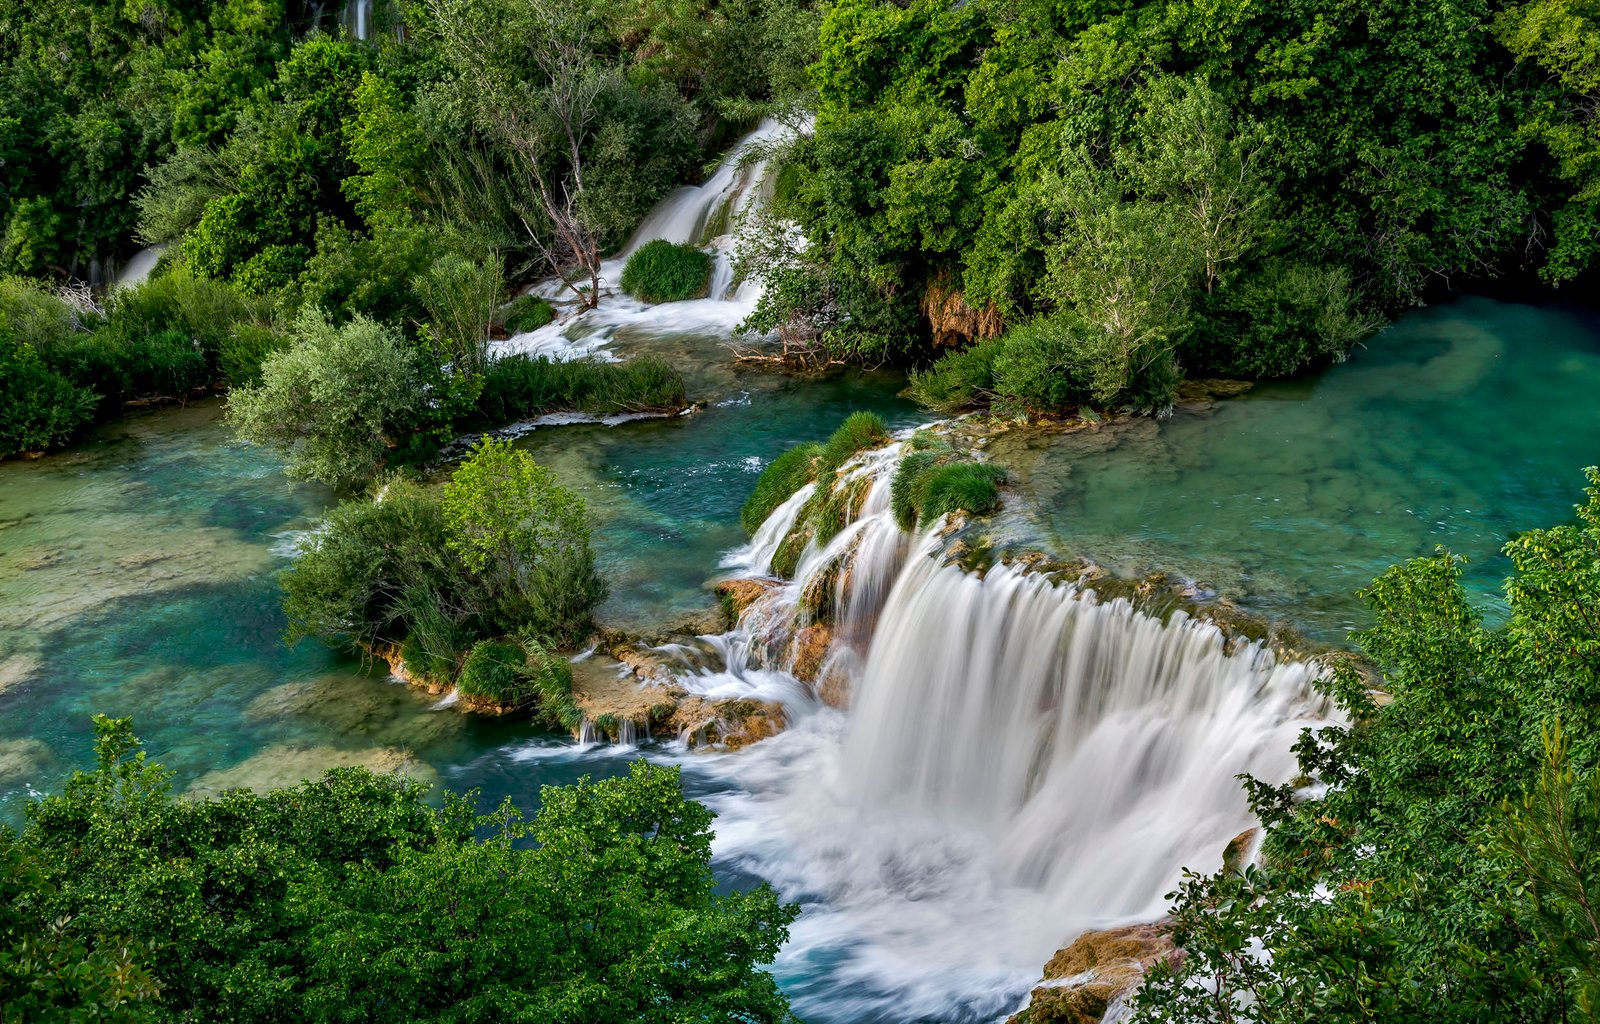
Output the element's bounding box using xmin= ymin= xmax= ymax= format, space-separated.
xmin=1185 ymin=262 xmax=1382 ymax=378
xmin=279 ymin=482 xmax=457 ymax=652
xmin=218 ymin=322 xmax=288 ymax=387
xmin=0 ymin=326 xmax=98 ymax=458
xmin=891 ymin=443 xmax=1005 ymax=531
xmin=295 ymin=222 xmax=432 ymax=325
xmin=442 ymin=437 xmax=607 ymax=642
xmin=458 ymin=636 xmax=578 ymax=723
xmin=502 ymin=293 xmax=555 ymax=334
xmin=457 ymin=640 xmax=529 ymax=706
xmin=469 ymin=354 xmax=687 ymax=428
xmin=816 ymin=410 xmax=890 ymax=479
xmin=620 ymin=240 xmax=711 ymax=303
xmin=741 ymin=441 xmax=822 ymax=533
xmin=227 ymin=308 xmax=421 ymax=489
xmin=906 ymin=339 xmax=1002 ymax=412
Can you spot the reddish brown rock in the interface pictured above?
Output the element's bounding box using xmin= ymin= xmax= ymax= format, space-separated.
xmin=1007 ymin=921 xmax=1182 ymax=1024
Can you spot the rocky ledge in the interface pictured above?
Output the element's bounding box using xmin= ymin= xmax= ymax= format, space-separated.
xmin=1007 ymin=921 xmax=1183 ymax=1024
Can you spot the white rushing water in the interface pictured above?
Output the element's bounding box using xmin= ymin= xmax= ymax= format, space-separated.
xmin=664 ymin=448 xmax=1331 ymax=1022
xmin=491 ymin=120 xmax=792 ymax=363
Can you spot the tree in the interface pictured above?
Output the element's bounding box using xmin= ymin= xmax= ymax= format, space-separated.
xmin=226 ymin=307 xmax=421 ymax=488
xmin=441 ymin=436 xmax=607 ymax=642
xmin=1137 ymin=469 xmax=1600 ymax=1024
xmin=424 ymin=0 xmax=615 ymax=307
xmin=13 ymin=718 xmax=800 ymax=1024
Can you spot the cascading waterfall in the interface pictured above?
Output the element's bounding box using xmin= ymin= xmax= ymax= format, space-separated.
xmin=675 ymin=443 xmax=1332 ymax=1022
xmin=491 ymin=120 xmax=796 ymax=362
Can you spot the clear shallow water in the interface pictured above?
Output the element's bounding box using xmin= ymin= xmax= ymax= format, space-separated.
xmin=988 ymin=296 xmax=1600 ymax=642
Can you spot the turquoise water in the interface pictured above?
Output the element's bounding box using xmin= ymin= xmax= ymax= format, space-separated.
xmin=0 ymin=347 xmax=921 ymax=819
xmin=988 ymin=297 xmax=1600 ymax=641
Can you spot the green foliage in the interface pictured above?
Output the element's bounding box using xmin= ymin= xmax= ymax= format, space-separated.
xmin=890 ymin=440 xmax=1004 ymax=530
xmin=816 ymin=410 xmax=890 ymax=479
xmin=9 ymin=719 xmax=797 ymax=1023
xmin=905 ymin=339 xmax=1001 ymax=412
xmin=1186 ymin=262 xmax=1384 ymax=378
xmin=0 ymin=320 xmax=97 ymax=459
xmin=621 ymin=240 xmax=712 ymax=303
xmin=415 ymin=250 xmax=503 ymax=373
xmin=442 ymin=437 xmax=607 ymax=642
xmin=458 ymin=636 xmax=578 ymax=724
xmin=457 ymin=639 xmax=532 ymax=705
xmin=742 ymin=442 xmax=823 ymax=533
xmin=227 ymin=308 xmax=421 ymax=489
xmin=469 ymin=354 xmax=688 ymax=428
xmin=1138 ymin=468 xmax=1600 ymax=1023
xmin=502 ymin=294 xmax=555 ymax=334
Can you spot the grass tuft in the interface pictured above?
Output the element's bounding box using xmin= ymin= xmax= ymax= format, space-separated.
xmin=621 ymin=240 xmax=711 ymax=304
xmin=741 ymin=442 xmax=821 ymax=534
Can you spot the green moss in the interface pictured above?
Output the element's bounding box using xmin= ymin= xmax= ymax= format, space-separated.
xmin=620 ymin=240 xmax=711 ymax=303
xmin=891 ymin=449 xmax=945 ymax=530
xmin=741 ymin=441 xmax=821 ymax=534
xmin=918 ymin=461 xmax=1005 ymax=523
xmin=770 ymin=522 xmax=812 ymax=579
xmin=503 ymin=294 xmax=555 ymax=334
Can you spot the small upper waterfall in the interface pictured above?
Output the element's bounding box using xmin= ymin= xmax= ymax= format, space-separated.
xmin=491 ymin=119 xmax=796 ymax=362
xmin=343 ymin=0 xmax=372 ymax=39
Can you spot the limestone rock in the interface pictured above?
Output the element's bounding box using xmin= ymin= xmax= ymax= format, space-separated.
xmin=714 ymin=578 xmax=780 ymax=624
xmin=1007 ymin=921 xmax=1182 ymax=1024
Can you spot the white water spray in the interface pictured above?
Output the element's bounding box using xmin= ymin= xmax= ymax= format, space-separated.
xmin=676 ymin=445 xmax=1331 ymax=1022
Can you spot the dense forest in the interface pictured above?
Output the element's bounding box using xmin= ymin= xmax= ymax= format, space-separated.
xmin=2 ymin=0 xmax=1600 ymax=1021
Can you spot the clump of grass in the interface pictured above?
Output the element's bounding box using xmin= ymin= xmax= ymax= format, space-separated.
xmin=741 ymin=442 xmax=821 ymax=533
xmin=891 ymin=443 xmax=1006 ymax=531
xmin=502 ymin=294 xmax=555 ymax=334
xmin=816 ymin=411 xmax=890 ymax=479
xmin=458 ymin=640 xmax=527 ymax=705
xmin=469 ymin=354 xmax=687 ymax=428
xmin=906 ymin=338 xmax=1002 ymax=412
xmin=620 ymin=240 xmax=711 ymax=303
xmin=458 ymin=635 xmax=579 ymax=726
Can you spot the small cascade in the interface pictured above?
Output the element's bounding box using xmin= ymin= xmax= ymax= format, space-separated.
xmin=115 ymin=245 xmax=166 ymax=288
xmin=491 ymin=119 xmax=797 ymax=361
xmin=343 ymin=0 xmax=372 ymax=39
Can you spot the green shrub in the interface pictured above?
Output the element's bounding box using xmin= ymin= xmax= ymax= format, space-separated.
xmin=502 ymin=294 xmax=555 ymax=334
xmin=620 ymin=240 xmax=711 ymax=303
xmin=906 ymin=339 xmax=1002 ymax=412
xmin=892 ymin=446 xmax=1006 ymax=531
xmin=227 ymin=308 xmax=421 ymax=489
xmin=741 ymin=442 xmax=822 ymax=533
xmin=457 ymin=640 xmax=529 ymax=706
xmin=219 ymin=322 xmax=288 ymax=387
xmin=816 ymin=410 xmax=890 ymax=479
xmin=295 ymin=222 xmax=432 ymax=325
xmin=279 ymin=481 xmax=457 ymax=652
xmin=469 ymin=354 xmax=687 ymax=428
xmin=1186 ymin=262 xmax=1382 ymax=378
xmin=0 ymin=327 xmax=97 ymax=458
xmin=443 ymin=437 xmax=608 ymax=644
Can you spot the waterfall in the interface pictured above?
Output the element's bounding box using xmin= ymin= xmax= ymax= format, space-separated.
xmin=115 ymin=245 xmax=167 ymax=289
xmin=680 ymin=443 xmax=1332 ymax=1022
xmin=845 ymin=542 xmax=1323 ymax=917
xmin=490 ymin=119 xmax=797 ymax=362
xmin=343 ymin=0 xmax=372 ymax=39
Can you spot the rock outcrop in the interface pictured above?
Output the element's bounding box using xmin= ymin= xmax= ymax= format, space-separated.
xmin=1007 ymin=922 xmax=1183 ymax=1024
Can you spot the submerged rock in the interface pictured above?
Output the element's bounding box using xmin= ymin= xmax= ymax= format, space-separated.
xmin=1007 ymin=921 xmax=1182 ymax=1024
xmin=185 ymin=743 xmax=437 ymax=798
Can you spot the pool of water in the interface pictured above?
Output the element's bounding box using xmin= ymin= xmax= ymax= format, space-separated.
xmin=987 ymin=296 xmax=1600 ymax=642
